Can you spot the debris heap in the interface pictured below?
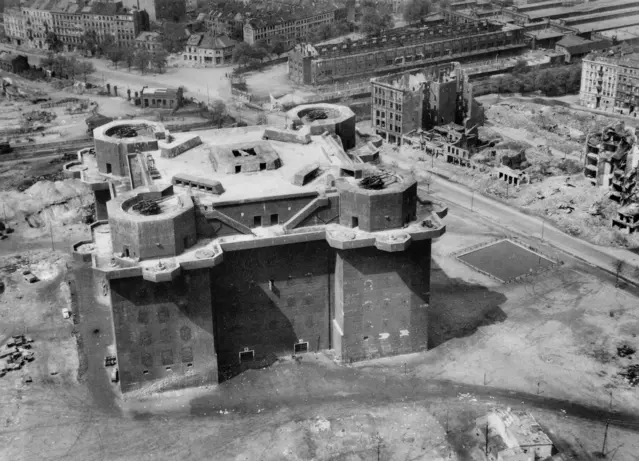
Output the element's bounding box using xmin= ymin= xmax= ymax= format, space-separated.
xmin=0 ymin=334 xmax=34 ymax=378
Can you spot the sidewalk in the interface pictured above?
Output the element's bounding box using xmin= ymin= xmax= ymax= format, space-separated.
xmin=424 ymin=171 xmax=639 ymax=283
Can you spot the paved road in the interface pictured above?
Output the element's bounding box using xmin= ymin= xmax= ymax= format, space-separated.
xmin=420 ymin=176 xmax=639 ymax=281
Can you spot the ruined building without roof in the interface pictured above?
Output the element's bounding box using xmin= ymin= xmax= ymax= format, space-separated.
xmin=584 ymin=122 xmax=639 ymax=233
xmin=68 ymin=104 xmax=447 ymax=392
xmin=370 ymin=61 xmax=484 ymax=146
xmin=288 ymin=12 xmax=526 ymax=86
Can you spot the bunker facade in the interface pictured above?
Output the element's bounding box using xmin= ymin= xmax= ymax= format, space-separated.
xmin=73 ymin=114 xmax=446 ymax=392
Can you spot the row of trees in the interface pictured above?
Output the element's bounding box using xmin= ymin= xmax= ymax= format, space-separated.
xmin=482 ymin=63 xmax=583 ymax=97
xmin=40 ymin=54 xmax=96 ymax=82
xmin=106 ymin=48 xmax=170 ymax=74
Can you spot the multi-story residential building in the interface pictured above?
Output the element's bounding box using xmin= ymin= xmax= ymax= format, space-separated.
xmin=243 ymin=7 xmax=337 ymax=47
xmin=135 ymin=31 xmax=162 ymax=54
xmin=5 ymin=0 xmax=149 ymax=51
xmin=289 ymin=14 xmax=526 ymax=86
xmin=205 ymin=7 xmax=250 ymax=39
xmin=120 ymin=0 xmax=185 ymax=22
xmin=580 ymin=52 xmax=639 ymax=115
xmin=4 ymin=0 xmax=54 ymax=49
xmin=370 ymin=62 xmax=484 ymax=145
xmin=182 ymin=34 xmax=237 ymax=67
xmin=49 ymin=0 xmax=84 ymax=50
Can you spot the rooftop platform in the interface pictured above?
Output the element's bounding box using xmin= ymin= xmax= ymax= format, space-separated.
xmin=146 ymin=126 xmax=345 ymax=204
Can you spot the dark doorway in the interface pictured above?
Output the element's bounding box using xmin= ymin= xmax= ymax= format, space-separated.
xmin=351 ymin=216 xmax=359 ymax=228
xmin=253 ymin=215 xmax=262 ymax=227
xmin=270 ymin=214 xmax=279 ymax=225
xmin=294 ymin=342 xmax=308 ymax=354
xmin=239 ymin=350 xmax=254 ymax=363
xmin=106 ymin=163 xmax=112 ymax=174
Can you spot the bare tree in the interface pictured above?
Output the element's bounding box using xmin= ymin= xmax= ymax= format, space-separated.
xmin=614 ymin=259 xmax=625 ymax=288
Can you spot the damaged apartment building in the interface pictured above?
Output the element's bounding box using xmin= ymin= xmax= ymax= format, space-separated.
xmin=584 ymin=121 xmax=639 ymax=233
xmin=370 ymin=62 xmax=484 ymax=150
xmin=288 ymin=11 xmax=525 ymax=86
xmin=66 ymin=103 xmax=447 ymax=392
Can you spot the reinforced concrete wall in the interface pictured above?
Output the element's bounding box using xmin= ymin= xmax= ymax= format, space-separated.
xmin=108 ymin=199 xmax=197 ymax=260
xmin=110 ymin=269 xmax=217 ymax=392
xmin=333 ymin=240 xmax=431 ymax=362
xmin=213 ymin=193 xmax=334 ymax=229
xmin=338 ymin=181 xmax=417 ymax=232
xmin=95 ymin=138 xmax=128 ymax=176
xmin=211 ymin=241 xmax=334 ymax=370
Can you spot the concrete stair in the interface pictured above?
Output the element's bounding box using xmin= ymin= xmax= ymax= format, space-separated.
xmin=283 ymin=196 xmax=329 ymax=231
xmin=204 ymin=210 xmax=254 ymax=235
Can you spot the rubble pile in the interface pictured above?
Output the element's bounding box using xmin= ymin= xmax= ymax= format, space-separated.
xmin=22 ymin=110 xmax=56 ymax=123
xmin=0 ymin=334 xmax=34 ymax=378
xmin=620 ymin=364 xmax=639 ymax=387
xmin=501 ymin=150 xmax=529 ymax=170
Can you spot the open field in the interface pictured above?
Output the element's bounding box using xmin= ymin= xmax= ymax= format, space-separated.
xmin=374 ymin=94 xmax=639 ymax=251
xmin=457 ymin=239 xmax=555 ymax=281
xmin=1 ymin=186 xmax=639 ymax=460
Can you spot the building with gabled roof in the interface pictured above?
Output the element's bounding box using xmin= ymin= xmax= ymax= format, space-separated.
xmin=182 ymin=34 xmax=237 ymax=67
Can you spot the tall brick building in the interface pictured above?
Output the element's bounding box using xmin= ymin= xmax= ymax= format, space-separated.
xmin=70 ymin=106 xmax=446 ymax=392
xmin=370 ymin=62 xmax=484 ymax=145
xmin=288 ymin=13 xmax=526 ymax=86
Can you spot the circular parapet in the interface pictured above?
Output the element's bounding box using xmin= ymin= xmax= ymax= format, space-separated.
xmin=287 ymin=103 xmax=356 ymax=149
xmin=374 ymin=233 xmax=412 ymax=252
xmin=93 ymin=119 xmax=166 ymax=176
xmin=63 ymin=161 xmax=87 ymax=179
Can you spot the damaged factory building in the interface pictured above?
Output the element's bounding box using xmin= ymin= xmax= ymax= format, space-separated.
xmin=69 ymin=104 xmax=447 ymax=392
xmin=584 ymin=121 xmax=639 ymax=233
xmin=371 ymin=61 xmax=484 ymax=148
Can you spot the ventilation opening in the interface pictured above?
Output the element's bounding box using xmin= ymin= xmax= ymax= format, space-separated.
xmin=143 ymin=370 xmax=149 ymax=375
xmin=244 ymin=148 xmax=257 ymax=156
xmin=351 ymin=216 xmax=359 ymax=228
xmin=239 ymin=350 xmax=254 ymax=364
xmin=187 ymin=363 xmax=193 ymax=367
xmin=294 ymin=342 xmax=309 ymax=354
xmin=165 ymin=367 xmax=171 ymax=371
xmin=340 ymin=168 xmax=354 ymax=177
xmin=270 ymin=213 xmax=278 ymax=225
xmin=363 ymin=336 xmax=369 ymax=340
xmin=253 ymin=215 xmax=262 ymax=227
xmin=260 ymin=162 xmax=267 ymax=170
xmin=231 ymin=150 xmax=242 ymax=157
xmin=235 ymin=165 xmax=242 ymax=173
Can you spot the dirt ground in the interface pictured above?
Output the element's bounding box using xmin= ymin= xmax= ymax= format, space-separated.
xmin=2 ymin=187 xmax=639 ymax=460
xmin=371 ymin=94 xmax=639 ymax=250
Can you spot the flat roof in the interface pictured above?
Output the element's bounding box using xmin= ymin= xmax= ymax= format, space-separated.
xmin=575 ymin=16 xmax=639 ymax=33
xmin=148 ymin=127 xmax=348 ymax=204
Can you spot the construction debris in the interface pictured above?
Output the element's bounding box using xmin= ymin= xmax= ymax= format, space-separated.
xmin=0 ymin=334 xmax=35 ymax=378
xmin=620 ymin=364 xmax=639 ymax=387
xmin=617 ymin=345 xmax=636 ymax=358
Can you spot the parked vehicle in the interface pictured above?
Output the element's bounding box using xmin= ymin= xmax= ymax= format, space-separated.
xmin=22 ymin=270 xmax=38 ymax=283
xmin=0 ymin=143 xmax=12 ymax=155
